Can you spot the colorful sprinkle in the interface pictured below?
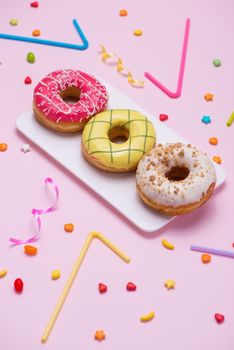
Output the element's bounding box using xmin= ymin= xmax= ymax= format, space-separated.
xmin=14 ymin=278 xmax=24 ymax=293
xmin=0 ymin=270 xmax=7 ymax=278
xmin=159 ymin=114 xmax=168 ymax=122
xmin=32 ymin=29 xmax=41 ymax=37
xmin=213 ymin=59 xmax=221 ymax=67
xmin=204 ymin=93 xmax=213 ymax=102
xmin=164 ymin=279 xmax=175 ymax=290
xmin=126 ymin=282 xmax=137 ymax=291
xmin=0 ymin=143 xmax=8 ymax=152
xmin=64 ymin=223 xmax=74 ymax=233
xmin=9 ymin=19 xmax=19 ymax=26
xmin=226 ymin=111 xmax=234 ymax=127
xmin=201 ymin=253 xmax=211 ymax=264
xmin=209 ymin=137 xmax=218 ymax=145
xmin=27 ymin=52 xmax=35 ymax=63
xmin=24 ymin=76 xmax=32 ymax=84
xmin=162 ymin=238 xmax=174 ymax=250
xmin=201 ymin=115 xmax=211 ymax=124
xmin=94 ymin=330 xmax=106 ymax=341
xmin=24 ymin=245 xmax=38 ymax=256
xmin=140 ymin=311 xmax=155 ymax=322
xmin=21 ymin=144 xmax=31 ymax=153
xmin=98 ymin=283 xmax=107 ymax=294
xmin=215 ymin=313 xmax=225 ymax=324
xmin=119 ymin=9 xmax=128 ymax=16
xmin=30 ymin=1 xmax=39 ymax=7
xmin=212 ymin=156 xmax=222 ymax=164
xmin=134 ymin=29 xmax=143 ymax=36
xmin=51 ymin=270 xmax=61 ymax=280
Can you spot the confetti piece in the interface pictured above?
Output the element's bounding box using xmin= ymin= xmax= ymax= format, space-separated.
xmin=204 ymin=93 xmax=213 ymax=101
xmin=201 ymin=115 xmax=211 ymax=124
xmin=226 ymin=111 xmax=234 ymax=127
xmin=0 ymin=270 xmax=7 ymax=278
xmin=99 ymin=283 xmax=107 ymax=293
xmin=134 ymin=29 xmax=143 ymax=36
xmin=30 ymin=1 xmax=39 ymax=7
xmin=201 ymin=253 xmax=211 ymax=263
xmin=212 ymin=156 xmax=222 ymax=164
xmin=213 ymin=59 xmax=221 ymax=67
xmin=14 ymin=278 xmax=23 ymax=293
xmin=32 ymin=29 xmax=41 ymax=37
xmin=100 ymin=45 xmax=144 ymax=87
xmin=119 ymin=9 xmax=128 ymax=16
xmin=94 ymin=330 xmax=105 ymax=341
xmin=64 ymin=223 xmax=74 ymax=233
xmin=164 ymin=279 xmax=175 ymax=290
xmin=24 ymin=76 xmax=32 ymax=84
xmin=209 ymin=137 xmax=218 ymax=145
xmin=52 ymin=270 xmax=61 ymax=280
xmin=159 ymin=114 xmax=168 ymax=121
xmin=215 ymin=313 xmax=225 ymax=324
xmin=162 ymin=238 xmax=174 ymax=250
xmin=140 ymin=311 xmax=155 ymax=322
xmin=21 ymin=144 xmax=31 ymax=153
xmin=0 ymin=143 xmax=8 ymax=152
xmin=27 ymin=52 xmax=35 ymax=63
xmin=24 ymin=245 xmax=38 ymax=256
xmin=9 ymin=19 xmax=19 ymax=26
xmin=126 ymin=282 xmax=136 ymax=291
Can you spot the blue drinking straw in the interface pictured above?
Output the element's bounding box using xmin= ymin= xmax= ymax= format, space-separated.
xmin=0 ymin=19 xmax=89 ymax=50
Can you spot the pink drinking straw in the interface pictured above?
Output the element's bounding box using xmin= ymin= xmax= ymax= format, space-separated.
xmin=145 ymin=18 xmax=190 ymax=98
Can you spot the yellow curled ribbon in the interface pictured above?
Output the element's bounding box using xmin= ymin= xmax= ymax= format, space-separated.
xmin=100 ymin=45 xmax=144 ymax=87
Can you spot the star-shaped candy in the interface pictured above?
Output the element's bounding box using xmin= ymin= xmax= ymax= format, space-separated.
xmin=164 ymin=279 xmax=175 ymax=290
xmin=21 ymin=144 xmax=31 ymax=153
xmin=9 ymin=18 xmax=19 ymax=26
xmin=201 ymin=115 xmax=211 ymax=124
xmin=94 ymin=330 xmax=106 ymax=342
xmin=204 ymin=93 xmax=213 ymax=101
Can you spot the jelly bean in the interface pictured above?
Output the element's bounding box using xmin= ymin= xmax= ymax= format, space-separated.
xmin=30 ymin=1 xmax=39 ymax=7
xmin=209 ymin=137 xmax=218 ymax=145
xmin=24 ymin=76 xmax=32 ymax=84
xmin=201 ymin=253 xmax=211 ymax=263
xmin=32 ymin=29 xmax=41 ymax=37
xmin=134 ymin=29 xmax=143 ymax=36
xmin=162 ymin=238 xmax=174 ymax=250
xmin=0 ymin=143 xmax=8 ymax=152
xmin=164 ymin=279 xmax=175 ymax=290
xmin=51 ymin=270 xmax=61 ymax=280
xmin=159 ymin=114 xmax=168 ymax=122
xmin=0 ymin=269 xmax=7 ymax=278
xmin=140 ymin=311 xmax=155 ymax=322
xmin=94 ymin=330 xmax=105 ymax=341
xmin=14 ymin=278 xmax=23 ymax=293
xmin=212 ymin=156 xmax=222 ymax=164
xmin=27 ymin=52 xmax=35 ymax=63
xmin=126 ymin=282 xmax=136 ymax=291
xmin=119 ymin=9 xmax=128 ymax=16
xmin=215 ymin=313 xmax=225 ymax=323
xmin=99 ymin=283 xmax=107 ymax=293
xmin=64 ymin=223 xmax=74 ymax=233
xmin=24 ymin=245 xmax=38 ymax=256
xmin=201 ymin=116 xmax=211 ymax=124
xmin=213 ymin=59 xmax=221 ymax=67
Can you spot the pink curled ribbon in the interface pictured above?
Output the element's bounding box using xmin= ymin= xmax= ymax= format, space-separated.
xmin=9 ymin=177 xmax=59 ymax=245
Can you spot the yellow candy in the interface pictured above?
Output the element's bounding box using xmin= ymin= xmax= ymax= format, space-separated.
xmin=140 ymin=311 xmax=155 ymax=322
xmin=51 ymin=270 xmax=61 ymax=280
xmin=161 ymin=239 xmax=175 ymax=250
xmin=134 ymin=29 xmax=143 ymax=36
xmin=0 ymin=270 xmax=7 ymax=278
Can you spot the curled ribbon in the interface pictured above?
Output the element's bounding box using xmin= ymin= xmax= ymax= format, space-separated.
xmin=100 ymin=45 xmax=144 ymax=87
xmin=9 ymin=177 xmax=59 ymax=245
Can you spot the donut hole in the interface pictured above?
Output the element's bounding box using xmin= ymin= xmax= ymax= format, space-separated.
xmin=108 ymin=126 xmax=129 ymax=144
xmin=60 ymin=86 xmax=81 ymax=104
xmin=165 ymin=166 xmax=190 ymax=181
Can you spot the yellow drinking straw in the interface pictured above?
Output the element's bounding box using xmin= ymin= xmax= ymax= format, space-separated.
xmin=41 ymin=231 xmax=130 ymax=343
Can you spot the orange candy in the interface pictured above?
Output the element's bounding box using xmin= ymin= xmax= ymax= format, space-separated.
xmin=209 ymin=137 xmax=218 ymax=145
xmin=32 ymin=29 xmax=41 ymax=36
xmin=64 ymin=223 xmax=74 ymax=233
xmin=201 ymin=253 xmax=211 ymax=264
xmin=119 ymin=9 xmax=128 ymax=16
xmin=0 ymin=143 xmax=8 ymax=152
xmin=212 ymin=156 xmax=222 ymax=164
xmin=24 ymin=245 xmax=38 ymax=256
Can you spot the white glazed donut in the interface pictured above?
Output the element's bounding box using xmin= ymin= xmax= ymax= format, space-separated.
xmin=136 ymin=143 xmax=217 ymax=215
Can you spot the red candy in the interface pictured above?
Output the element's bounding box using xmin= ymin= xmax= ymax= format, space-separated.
xmin=14 ymin=278 xmax=24 ymax=293
xmin=98 ymin=283 xmax=107 ymax=294
xmin=126 ymin=282 xmax=136 ymax=291
xmin=30 ymin=1 xmax=39 ymax=7
xmin=24 ymin=76 xmax=32 ymax=84
xmin=215 ymin=313 xmax=225 ymax=324
xmin=159 ymin=114 xmax=168 ymax=121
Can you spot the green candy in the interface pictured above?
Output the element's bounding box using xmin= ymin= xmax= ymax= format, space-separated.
xmin=27 ymin=52 xmax=35 ymax=63
xmin=213 ymin=59 xmax=221 ymax=67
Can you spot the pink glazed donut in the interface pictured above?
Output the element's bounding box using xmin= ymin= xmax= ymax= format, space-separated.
xmin=33 ymin=69 xmax=109 ymax=132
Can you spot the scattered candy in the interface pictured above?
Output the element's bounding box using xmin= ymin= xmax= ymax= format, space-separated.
xmin=204 ymin=93 xmax=213 ymax=102
xmin=226 ymin=111 xmax=234 ymax=127
xmin=94 ymin=330 xmax=106 ymax=341
xmin=21 ymin=143 xmax=31 ymax=153
xmin=98 ymin=283 xmax=107 ymax=294
xmin=0 ymin=143 xmax=8 ymax=152
xmin=9 ymin=19 xmax=19 ymax=26
xmin=201 ymin=115 xmax=211 ymax=124
xmin=213 ymin=59 xmax=221 ymax=67
xmin=201 ymin=253 xmax=211 ymax=264
xmin=209 ymin=137 xmax=218 ymax=145
xmin=126 ymin=282 xmax=137 ymax=291
xmin=140 ymin=311 xmax=155 ymax=322
xmin=30 ymin=1 xmax=39 ymax=7
xmin=134 ymin=29 xmax=143 ymax=36
xmin=24 ymin=245 xmax=38 ymax=256
xmin=51 ymin=270 xmax=61 ymax=280
xmin=24 ymin=76 xmax=32 ymax=84
xmin=100 ymin=45 xmax=144 ymax=87
xmin=0 ymin=270 xmax=7 ymax=278
xmin=215 ymin=313 xmax=225 ymax=324
xmin=164 ymin=279 xmax=175 ymax=290
xmin=64 ymin=223 xmax=74 ymax=233
xmin=159 ymin=114 xmax=168 ymax=122
xmin=27 ymin=52 xmax=35 ymax=63
xmin=212 ymin=156 xmax=222 ymax=164
xmin=14 ymin=278 xmax=24 ymax=293
xmin=119 ymin=9 xmax=128 ymax=16
xmin=162 ymin=238 xmax=175 ymax=250
xmin=32 ymin=29 xmax=41 ymax=37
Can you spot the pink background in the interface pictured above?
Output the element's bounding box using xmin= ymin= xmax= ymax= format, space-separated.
xmin=0 ymin=0 xmax=234 ymax=349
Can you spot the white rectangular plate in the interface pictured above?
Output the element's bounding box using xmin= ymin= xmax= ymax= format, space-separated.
xmin=16 ymin=80 xmax=226 ymax=232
